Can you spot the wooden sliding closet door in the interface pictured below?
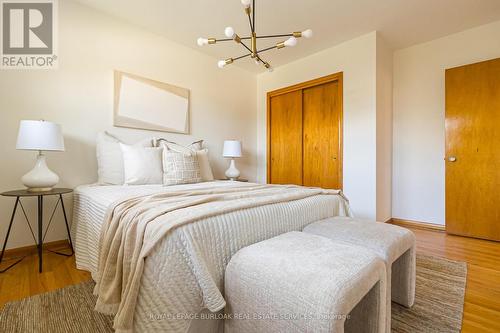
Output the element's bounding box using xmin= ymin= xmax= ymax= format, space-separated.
xmin=303 ymin=81 xmax=342 ymax=188
xmin=269 ymin=90 xmax=303 ymax=185
xmin=445 ymin=58 xmax=500 ymax=241
xmin=267 ymin=73 xmax=343 ymax=189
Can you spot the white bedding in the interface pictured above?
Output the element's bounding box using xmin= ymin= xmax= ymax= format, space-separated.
xmin=71 ymin=181 xmax=352 ymax=332
xmin=72 ymin=182 xmax=231 ymax=277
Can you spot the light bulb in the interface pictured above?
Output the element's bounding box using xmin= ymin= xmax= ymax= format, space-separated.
xmin=284 ymin=36 xmax=297 ymax=47
xmin=225 ymin=26 xmax=235 ymax=38
xmin=302 ymin=29 xmax=313 ymax=38
xmin=218 ymin=58 xmax=233 ymax=68
xmin=197 ymin=38 xmax=208 ymax=46
xmin=241 ymin=0 xmax=251 ymax=8
xmin=268 ymin=67 xmax=274 ymax=73
xmin=254 ymin=59 xmax=260 ymax=65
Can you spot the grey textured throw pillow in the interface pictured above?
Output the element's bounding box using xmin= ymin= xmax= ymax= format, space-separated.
xmin=162 ymin=150 xmax=202 ymax=185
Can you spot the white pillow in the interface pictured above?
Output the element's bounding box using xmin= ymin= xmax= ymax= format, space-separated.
xmin=96 ymin=131 xmax=153 ymax=185
xmin=120 ymin=143 xmax=163 ymax=185
xmin=162 ymin=150 xmax=202 ymax=186
xmin=158 ymin=140 xmax=214 ymax=181
xmin=156 ymin=139 xmax=203 ymax=153
xmin=195 ymin=149 xmax=214 ymax=181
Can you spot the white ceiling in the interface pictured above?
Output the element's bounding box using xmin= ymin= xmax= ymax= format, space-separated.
xmin=75 ymin=0 xmax=500 ymax=73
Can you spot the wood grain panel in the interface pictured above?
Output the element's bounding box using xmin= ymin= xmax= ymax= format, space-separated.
xmin=445 ymin=58 xmax=500 ymax=241
xmin=302 ymin=81 xmax=342 ymax=189
xmin=266 ymin=72 xmax=343 ymax=186
xmin=269 ymin=90 xmax=303 ymax=185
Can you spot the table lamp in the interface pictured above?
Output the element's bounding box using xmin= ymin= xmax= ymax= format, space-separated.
xmin=223 ymin=140 xmax=242 ymax=180
xmin=16 ymin=120 xmax=65 ymax=192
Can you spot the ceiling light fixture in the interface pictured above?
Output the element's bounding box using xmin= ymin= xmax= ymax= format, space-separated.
xmin=197 ymin=0 xmax=312 ymax=72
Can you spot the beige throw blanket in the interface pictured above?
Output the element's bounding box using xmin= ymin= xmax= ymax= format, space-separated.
xmin=93 ymin=183 xmax=349 ymax=332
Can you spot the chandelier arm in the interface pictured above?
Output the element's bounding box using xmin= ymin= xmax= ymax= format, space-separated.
xmin=239 ymin=41 xmax=253 ymax=54
xmin=247 ymin=12 xmax=254 ymax=32
xmin=253 ymin=0 xmax=255 ymax=32
xmin=252 ymin=54 xmax=263 ymax=63
xmin=256 ymin=34 xmax=294 ymax=39
xmin=233 ymin=53 xmax=252 ymax=61
xmin=215 ymin=38 xmax=234 ymax=42
xmin=257 ymin=45 xmax=278 ymax=54
xmin=207 ymin=37 xmax=254 ymax=44
xmin=255 ymin=55 xmax=272 ymax=70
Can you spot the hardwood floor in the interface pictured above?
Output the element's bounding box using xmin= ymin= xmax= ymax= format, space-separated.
xmin=0 ymin=227 xmax=499 ymax=332
xmin=409 ymin=228 xmax=500 ymax=332
xmin=0 ymin=242 xmax=91 ymax=308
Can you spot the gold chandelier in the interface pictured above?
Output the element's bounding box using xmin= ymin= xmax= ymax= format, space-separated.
xmin=197 ymin=0 xmax=312 ymax=72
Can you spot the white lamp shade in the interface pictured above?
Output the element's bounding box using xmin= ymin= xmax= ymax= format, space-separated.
xmin=16 ymin=120 xmax=65 ymax=151
xmin=223 ymin=140 xmax=242 ymax=158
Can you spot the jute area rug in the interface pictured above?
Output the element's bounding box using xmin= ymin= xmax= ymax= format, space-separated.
xmin=0 ymin=254 xmax=466 ymax=332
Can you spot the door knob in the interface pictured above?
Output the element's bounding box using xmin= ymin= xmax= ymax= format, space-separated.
xmin=447 ymin=156 xmax=457 ymax=162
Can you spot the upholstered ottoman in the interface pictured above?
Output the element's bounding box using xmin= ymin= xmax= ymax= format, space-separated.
xmin=303 ymin=217 xmax=416 ymax=332
xmin=224 ymin=231 xmax=387 ymax=333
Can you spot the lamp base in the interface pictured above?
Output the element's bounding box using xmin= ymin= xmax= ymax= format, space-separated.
xmin=27 ymin=187 xmax=54 ymax=192
xmin=225 ymin=159 xmax=240 ymax=181
xmin=21 ymin=152 xmax=59 ymax=192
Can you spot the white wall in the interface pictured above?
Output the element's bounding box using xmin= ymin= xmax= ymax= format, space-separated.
xmin=0 ymin=0 xmax=256 ymax=249
xmin=257 ymin=32 xmax=378 ymax=219
xmin=376 ymin=35 xmax=393 ymax=222
xmin=393 ymin=20 xmax=500 ymax=225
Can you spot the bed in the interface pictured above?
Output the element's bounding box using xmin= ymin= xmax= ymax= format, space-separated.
xmin=71 ymin=181 xmax=351 ymax=333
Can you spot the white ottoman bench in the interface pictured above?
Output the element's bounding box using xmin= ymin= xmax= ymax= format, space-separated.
xmin=224 ymin=231 xmax=387 ymax=333
xmin=303 ymin=217 xmax=416 ymax=332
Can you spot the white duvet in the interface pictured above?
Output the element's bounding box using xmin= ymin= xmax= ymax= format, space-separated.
xmin=71 ymin=181 xmax=352 ymax=332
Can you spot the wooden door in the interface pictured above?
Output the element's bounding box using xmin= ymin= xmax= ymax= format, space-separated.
xmin=267 ymin=73 xmax=343 ymax=188
xmin=302 ymin=81 xmax=342 ymax=188
xmin=445 ymin=58 xmax=500 ymax=241
xmin=269 ymin=90 xmax=303 ymax=185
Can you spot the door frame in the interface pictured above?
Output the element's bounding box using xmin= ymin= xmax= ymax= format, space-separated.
xmin=266 ymin=72 xmax=344 ymax=187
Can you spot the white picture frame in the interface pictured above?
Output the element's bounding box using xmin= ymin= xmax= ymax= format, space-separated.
xmin=113 ymin=70 xmax=190 ymax=134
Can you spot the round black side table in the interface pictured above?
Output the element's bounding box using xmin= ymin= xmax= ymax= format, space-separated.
xmin=0 ymin=188 xmax=74 ymax=273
